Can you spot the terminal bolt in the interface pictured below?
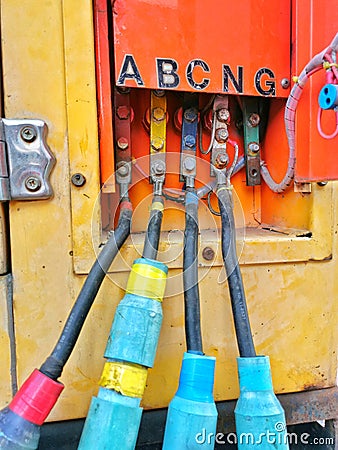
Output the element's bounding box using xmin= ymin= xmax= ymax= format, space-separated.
xmin=151 ymin=137 xmax=164 ymax=151
xmin=248 ymin=142 xmax=260 ymax=153
xmin=116 ymin=106 xmax=130 ymax=120
xmin=184 ymin=134 xmax=196 ymax=148
xmin=152 ymin=161 xmax=166 ymax=176
xmin=183 ymin=157 xmax=196 ymax=172
xmin=215 ymin=128 xmax=229 ymax=143
xmin=117 ymin=137 xmax=129 ymax=150
xmin=117 ymin=163 xmax=130 ymax=177
xmin=217 ymin=108 xmax=230 ymax=123
xmin=248 ymin=113 xmax=260 ymax=127
xmin=215 ymin=152 xmax=229 ymax=169
xmin=152 ymin=107 xmax=166 ymax=122
xmin=184 ymin=108 xmax=198 ymax=123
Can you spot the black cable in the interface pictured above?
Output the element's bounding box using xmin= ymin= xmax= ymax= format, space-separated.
xmin=163 ymin=191 xmax=185 ymax=204
xmin=183 ymin=189 xmax=203 ymax=353
xmin=142 ymin=195 xmax=164 ymax=260
xmin=40 ymin=204 xmax=133 ymax=380
xmin=218 ymin=187 xmax=256 ymax=357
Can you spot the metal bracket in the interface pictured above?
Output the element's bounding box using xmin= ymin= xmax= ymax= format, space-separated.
xmin=149 ymin=91 xmax=167 ymax=193
xmin=210 ymin=95 xmax=230 ymax=177
xmin=0 ymin=119 xmax=55 ymax=201
xmin=114 ymin=88 xmax=133 ymax=197
xmin=180 ymin=93 xmax=198 ymax=188
xmin=243 ymin=97 xmax=261 ymax=186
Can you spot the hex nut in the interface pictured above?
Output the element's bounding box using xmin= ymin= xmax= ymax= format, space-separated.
xmin=152 ymin=107 xmax=165 ymax=122
xmin=184 ymin=108 xmax=198 ymax=123
xmin=184 ymin=135 xmax=196 ymax=148
xmin=248 ymin=113 xmax=260 ymax=127
xmin=202 ymin=247 xmax=215 ymax=261
xmin=116 ymin=106 xmax=130 ymax=120
xmin=117 ymin=137 xmax=129 ymax=150
xmin=151 ymin=137 xmax=164 ymax=151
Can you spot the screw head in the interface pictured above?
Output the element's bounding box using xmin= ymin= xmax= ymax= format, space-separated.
xmin=151 ymin=137 xmax=164 ymax=151
xmin=248 ymin=142 xmax=260 ymax=153
xmin=117 ymin=137 xmax=129 ymax=150
xmin=25 ymin=176 xmax=41 ymax=191
xmin=184 ymin=134 xmax=196 ymax=148
xmin=217 ymin=108 xmax=230 ymax=123
xmin=248 ymin=113 xmax=260 ymax=127
xmin=183 ymin=157 xmax=196 ymax=172
xmin=215 ymin=127 xmax=229 ymax=143
xmin=116 ymin=105 xmax=130 ymax=120
xmin=71 ymin=173 xmax=86 ymax=187
xmin=20 ymin=126 xmax=37 ymax=143
xmin=202 ymin=246 xmax=215 ymax=261
xmin=152 ymin=107 xmax=165 ymax=122
xmin=281 ymin=78 xmax=290 ymax=89
xmin=184 ymin=108 xmax=198 ymax=123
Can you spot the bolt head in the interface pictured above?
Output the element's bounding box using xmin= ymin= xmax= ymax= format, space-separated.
xmin=152 ymin=107 xmax=165 ymax=122
xmin=248 ymin=113 xmax=260 ymax=127
xmin=25 ymin=176 xmax=41 ymax=191
xmin=116 ymin=105 xmax=130 ymax=120
xmin=183 ymin=157 xmax=196 ymax=172
xmin=184 ymin=134 xmax=196 ymax=148
xmin=184 ymin=108 xmax=198 ymax=123
xmin=117 ymin=164 xmax=129 ymax=177
xmin=215 ymin=127 xmax=229 ymax=143
xmin=248 ymin=143 xmax=260 ymax=153
xmin=71 ymin=173 xmax=86 ymax=187
xmin=153 ymin=161 xmax=165 ymax=175
xmin=20 ymin=126 xmax=37 ymax=143
xmin=281 ymin=78 xmax=290 ymax=89
xmin=215 ymin=152 xmax=229 ymax=169
xmin=202 ymin=246 xmax=215 ymax=261
xmin=117 ymin=137 xmax=129 ymax=150
xmin=217 ymin=108 xmax=230 ymax=123
xmin=151 ymin=137 xmax=164 ymax=151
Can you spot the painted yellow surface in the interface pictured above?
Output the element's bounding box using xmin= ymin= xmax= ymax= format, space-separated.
xmin=0 ymin=0 xmax=336 ymax=423
xmin=0 ymin=276 xmax=12 ymax=406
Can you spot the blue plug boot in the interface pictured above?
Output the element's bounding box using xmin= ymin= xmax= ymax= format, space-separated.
xmin=78 ymin=258 xmax=168 ymax=450
xmin=235 ymin=356 xmax=289 ymax=450
xmin=162 ymin=352 xmax=218 ymax=449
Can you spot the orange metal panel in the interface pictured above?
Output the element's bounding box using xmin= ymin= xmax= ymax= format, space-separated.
xmin=293 ymin=0 xmax=338 ymax=182
xmin=94 ymin=0 xmax=115 ymax=192
xmin=112 ymin=0 xmax=291 ymax=97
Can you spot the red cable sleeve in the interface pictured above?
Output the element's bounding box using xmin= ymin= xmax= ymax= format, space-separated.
xmin=9 ymin=370 xmax=64 ymax=425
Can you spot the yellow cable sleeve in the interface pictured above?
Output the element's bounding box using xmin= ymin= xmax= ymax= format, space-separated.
xmin=100 ymin=361 xmax=148 ymax=398
xmin=126 ymin=262 xmax=167 ymax=301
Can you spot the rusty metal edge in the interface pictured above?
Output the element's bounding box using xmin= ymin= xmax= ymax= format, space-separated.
xmin=217 ymin=386 xmax=338 ymax=434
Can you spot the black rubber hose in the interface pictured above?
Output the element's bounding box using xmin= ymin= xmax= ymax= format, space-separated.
xmin=40 ymin=204 xmax=132 ymax=380
xmin=217 ymin=187 xmax=256 ymax=357
xmin=142 ymin=195 xmax=164 ymax=260
xmin=183 ymin=189 xmax=203 ymax=353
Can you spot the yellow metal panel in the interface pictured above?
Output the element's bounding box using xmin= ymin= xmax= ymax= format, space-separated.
xmin=0 ymin=0 xmax=336 ymax=424
xmin=0 ymin=275 xmax=13 ymax=408
xmin=1 ymin=0 xmax=74 ymax=420
xmin=62 ymin=0 xmax=101 ymax=273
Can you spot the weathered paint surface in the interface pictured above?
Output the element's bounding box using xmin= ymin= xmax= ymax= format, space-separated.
xmin=0 ymin=0 xmax=336 ymax=423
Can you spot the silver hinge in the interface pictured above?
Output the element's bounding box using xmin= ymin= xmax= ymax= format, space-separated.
xmin=0 ymin=119 xmax=55 ymax=201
